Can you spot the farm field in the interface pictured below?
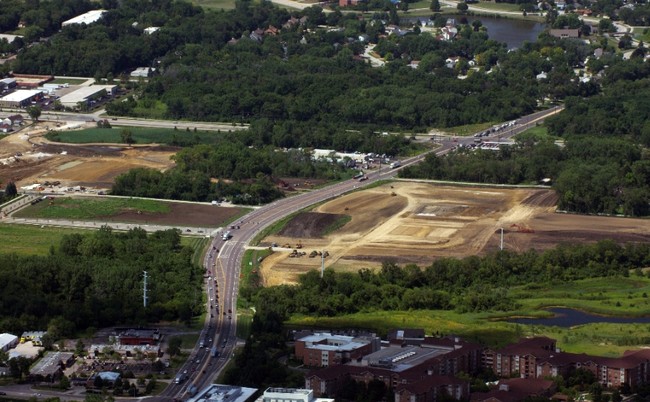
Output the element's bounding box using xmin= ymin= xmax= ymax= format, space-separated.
xmin=0 ymin=223 xmax=90 ymax=255
xmin=259 ymin=182 xmax=650 ymax=286
xmin=46 ymin=127 xmax=223 ymax=145
xmin=0 ymin=122 xmax=178 ymax=191
xmin=14 ymin=196 xmax=249 ymax=228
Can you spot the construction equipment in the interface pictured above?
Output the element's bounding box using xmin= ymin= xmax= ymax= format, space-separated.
xmin=510 ymin=223 xmax=534 ymax=233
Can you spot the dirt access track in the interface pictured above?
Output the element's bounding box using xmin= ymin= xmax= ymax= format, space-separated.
xmin=260 ymin=182 xmax=650 ymax=286
xmin=0 ymin=122 xmax=176 ymax=190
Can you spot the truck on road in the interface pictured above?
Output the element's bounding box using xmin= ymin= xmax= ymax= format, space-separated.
xmin=222 ymin=231 xmax=232 ymax=241
xmin=211 ymin=346 xmax=219 ymax=358
xmin=174 ymin=372 xmax=187 ymax=384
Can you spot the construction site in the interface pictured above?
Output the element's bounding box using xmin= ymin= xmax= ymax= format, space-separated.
xmin=259 ymin=182 xmax=650 ymax=286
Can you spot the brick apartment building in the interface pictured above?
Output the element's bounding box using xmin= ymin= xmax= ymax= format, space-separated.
xmin=295 ymin=333 xmax=380 ymax=367
xmin=305 ymin=336 xmax=481 ymax=400
xmin=486 ymin=336 xmax=650 ymax=388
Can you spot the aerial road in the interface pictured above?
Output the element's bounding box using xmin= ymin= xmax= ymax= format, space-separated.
xmin=152 ymin=105 xmax=562 ymax=401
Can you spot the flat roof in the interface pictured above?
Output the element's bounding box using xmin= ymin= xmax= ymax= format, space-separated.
xmin=186 ymin=384 xmax=257 ymax=402
xmin=0 ymin=333 xmax=17 ymax=348
xmin=355 ymin=345 xmax=449 ymax=372
xmin=1 ymin=90 xmax=42 ymax=103
xmin=62 ymin=10 xmax=106 ymax=26
xmin=299 ymin=333 xmax=355 ymax=343
xmin=59 ymin=85 xmax=116 ymax=104
xmin=0 ymin=34 xmax=22 ymax=43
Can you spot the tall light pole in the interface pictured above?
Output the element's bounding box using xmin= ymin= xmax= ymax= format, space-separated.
xmin=320 ymin=251 xmax=328 ymax=278
xmin=143 ymin=271 xmax=148 ymax=308
xmin=500 ymin=228 xmax=504 ymax=251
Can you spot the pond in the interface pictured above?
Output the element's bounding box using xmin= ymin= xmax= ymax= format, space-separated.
xmin=508 ymin=308 xmax=650 ymax=327
xmin=403 ymin=15 xmax=546 ymax=49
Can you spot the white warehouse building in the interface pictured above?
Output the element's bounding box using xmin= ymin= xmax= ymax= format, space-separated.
xmin=61 ymin=10 xmax=107 ymax=27
xmin=58 ymin=85 xmax=117 ymax=108
xmin=0 ymin=333 xmax=18 ymax=352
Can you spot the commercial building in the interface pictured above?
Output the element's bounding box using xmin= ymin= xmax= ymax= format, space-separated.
xmin=89 ymin=343 xmax=162 ymax=358
xmin=305 ymin=335 xmax=481 ymax=400
xmin=20 ymin=331 xmax=47 ymax=346
xmin=0 ymin=89 xmax=43 ymax=108
xmin=58 ymin=85 xmax=116 ymax=108
xmin=130 ymin=67 xmax=155 ymax=78
xmin=0 ymin=333 xmax=18 ymax=352
xmin=61 ymin=10 xmax=107 ymax=27
xmin=0 ymin=78 xmax=17 ymax=91
xmin=185 ymin=384 xmax=257 ymax=402
xmin=257 ymin=387 xmax=334 ymax=402
xmin=295 ymin=333 xmax=380 ymax=367
xmin=116 ymin=328 xmax=161 ymax=345
xmin=29 ymin=351 xmax=75 ymax=381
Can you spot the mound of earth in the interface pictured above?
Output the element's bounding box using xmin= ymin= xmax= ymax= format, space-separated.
xmin=278 ymin=212 xmax=345 ymax=238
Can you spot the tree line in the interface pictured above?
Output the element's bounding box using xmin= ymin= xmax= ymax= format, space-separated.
xmin=247 ymin=240 xmax=650 ymax=318
xmin=400 ymin=134 xmax=650 ymax=216
xmin=110 ymin=145 xmax=351 ymax=204
xmin=0 ymin=227 xmax=202 ymax=338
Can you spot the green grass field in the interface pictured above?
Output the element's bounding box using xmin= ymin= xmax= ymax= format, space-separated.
xmin=50 ymin=77 xmax=89 ymax=85
xmin=183 ymin=237 xmax=210 ymax=266
xmin=472 ymin=1 xmax=522 ymax=12
xmin=14 ymin=197 xmax=170 ymax=220
xmin=288 ymin=276 xmax=650 ymax=356
xmin=46 ymin=126 xmax=223 ymax=146
xmin=192 ymin=0 xmax=238 ymax=9
xmin=236 ymin=310 xmax=254 ymax=338
xmin=0 ymin=224 xmax=90 ymax=255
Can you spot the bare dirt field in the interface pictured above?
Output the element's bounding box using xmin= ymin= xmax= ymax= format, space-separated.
xmin=102 ymin=202 xmax=244 ymax=227
xmin=0 ymin=122 xmax=176 ymax=190
xmin=260 ymin=182 xmax=650 ymax=286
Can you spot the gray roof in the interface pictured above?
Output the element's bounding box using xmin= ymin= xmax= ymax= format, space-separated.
xmin=0 ymin=333 xmax=17 ymax=349
xmin=30 ymin=352 xmax=74 ymax=377
xmin=185 ymin=384 xmax=257 ymax=402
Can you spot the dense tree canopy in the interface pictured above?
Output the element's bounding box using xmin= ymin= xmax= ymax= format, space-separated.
xmin=0 ymin=227 xmax=202 ymax=336
xmin=250 ymin=241 xmax=650 ymax=318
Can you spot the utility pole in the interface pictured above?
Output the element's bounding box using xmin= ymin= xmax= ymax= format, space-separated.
xmin=143 ymin=271 xmax=148 ymax=308
xmin=321 ymin=251 xmax=327 ymax=279
xmin=500 ymin=228 xmax=504 ymax=251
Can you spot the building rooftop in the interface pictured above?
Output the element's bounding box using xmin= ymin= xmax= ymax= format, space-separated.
xmin=1 ymin=90 xmax=42 ymax=102
xmin=355 ymin=345 xmax=449 ymax=372
xmin=30 ymin=352 xmax=74 ymax=377
xmin=58 ymin=85 xmax=116 ymax=105
xmin=185 ymin=384 xmax=257 ymax=402
xmin=298 ymin=332 xmax=373 ymax=352
xmin=97 ymin=371 xmax=121 ymax=382
xmin=62 ymin=10 xmax=106 ymax=27
xmin=0 ymin=333 xmax=17 ymax=349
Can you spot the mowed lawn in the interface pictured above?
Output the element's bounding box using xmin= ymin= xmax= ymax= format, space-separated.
xmin=14 ymin=197 xmax=170 ymax=220
xmin=0 ymin=224 xmax=90 ymax=255
xmin=47 ymin=127 xmax=223 ymax=145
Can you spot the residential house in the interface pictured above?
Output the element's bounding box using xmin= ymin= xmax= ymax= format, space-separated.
xmin=549 ymin=28 xmax=580 ymax=39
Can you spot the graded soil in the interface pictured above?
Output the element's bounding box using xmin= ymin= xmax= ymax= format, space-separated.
xmin=260 ymin=182 xmax=650 ymax=286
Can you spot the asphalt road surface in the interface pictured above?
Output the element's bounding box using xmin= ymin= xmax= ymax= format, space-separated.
xmin=0 ymin=106 xmax=561 ymax=402
xmin=149 ymin=105 xmax=562 ymax=402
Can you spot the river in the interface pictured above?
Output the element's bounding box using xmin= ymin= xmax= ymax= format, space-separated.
xmin=508 ymin=308 xmax=650 ymax=327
